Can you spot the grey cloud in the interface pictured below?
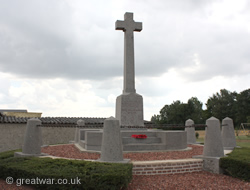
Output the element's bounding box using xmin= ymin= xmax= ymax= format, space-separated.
xmin=0 ymin=0 xmax=249 ymax=83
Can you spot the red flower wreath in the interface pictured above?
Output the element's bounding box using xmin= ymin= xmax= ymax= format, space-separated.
xmin=131 ymin=134 xmax=147 ymax=139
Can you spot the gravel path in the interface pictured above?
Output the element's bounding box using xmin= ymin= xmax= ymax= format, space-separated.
xmin=1 ymin=144 xmax=249 ymax=189
xmin=126 ymin=171 xmax=250 ymax=190
xmin=41 ymin=144 xmax=204 ymax=161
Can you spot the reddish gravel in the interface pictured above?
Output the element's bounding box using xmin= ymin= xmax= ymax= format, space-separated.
xmin=1 ymin=144 xmax=249 ymax=189
xmin=0 ymin=180 xmax=35 ymax=190
xmin=123 ymin=145 xmax=203 ymax=161
xmin=1 ymin=173 xmax=249 ymax=190
xmin=126 ymin=172 xmax=250 ymax=190
xmin=41 ymin=144 xmax=203 ymax=161
xmin=42 ymin=144 xmax=100 ymax=160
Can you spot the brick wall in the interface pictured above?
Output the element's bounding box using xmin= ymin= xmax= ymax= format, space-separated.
xmin=132 ymin=159 xmax=203 ymax=175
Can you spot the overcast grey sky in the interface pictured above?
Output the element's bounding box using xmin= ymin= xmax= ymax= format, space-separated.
xmin=0 ymin=0 xmax=249 ymax=120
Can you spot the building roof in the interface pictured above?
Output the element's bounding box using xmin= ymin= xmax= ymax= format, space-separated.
xmin=0 ymin=109 xmax=27 ymax=113
xmin=0 ymin=114 xmax=152 ymax=127
xmin=0 ymin=115 xmax=105 ymax=125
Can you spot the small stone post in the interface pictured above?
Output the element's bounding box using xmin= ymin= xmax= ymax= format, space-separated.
xmin=221 ymin=117 xmax=236 ymax=150
xmin=15 ymin=118 xmax=47 ymax=157
xmin=75 ymin=119 xmax=85 ymax=143
xmin=193 ymin=117 xmax=224 ymax=174
xmin=99 ymin=117 xmax=129 ymax=163
xmin=203 ymin=117 xmax=224 ymax=157
xmin=185 ymin=119 xmax=196 ymax=144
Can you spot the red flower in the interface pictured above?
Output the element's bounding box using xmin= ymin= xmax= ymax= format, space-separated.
xmin=131 ymin=134 xmax=147 ymax=139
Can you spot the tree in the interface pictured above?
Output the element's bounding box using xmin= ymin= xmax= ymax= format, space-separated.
xmin=151 ymin=114 xmax=161 ymax=124
xmin=205 ymin=89 xmax=237 ymax=122
xmin=161 ymin=100 xmax=188 ymax=124
xmin=187 ymin=97 xmax=205 ymax=123
xmin=151 ymin=88 xmax=249 ymax=128
xmin=236 ymin=88 xmax=250 ymax=126
xmin=151 ymin=97 xmax=204 ymax=124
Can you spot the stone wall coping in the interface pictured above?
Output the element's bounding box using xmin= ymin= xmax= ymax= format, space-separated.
xmin=132 ymin=158 xmax=203 ymax=165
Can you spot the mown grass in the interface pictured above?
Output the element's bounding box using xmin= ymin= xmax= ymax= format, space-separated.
xmin=236 ymin=135 xmax=250 ymax=140
xmin=197 ymin=134 xmax=250 ymax=148
xmin=236 ymin=141 xmax=250 ymax=148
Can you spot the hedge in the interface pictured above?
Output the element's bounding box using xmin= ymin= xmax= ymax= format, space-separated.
xmin=220 ymin=147 xmax=250 ymax=182
xmin=0 ymin=150 xmax=133 ymax=190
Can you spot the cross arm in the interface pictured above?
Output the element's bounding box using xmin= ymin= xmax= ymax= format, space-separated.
xmin=115 ymin=20 xmax=125 ymax=31
xmin=134 ymin=22 xmax=142 ymax=32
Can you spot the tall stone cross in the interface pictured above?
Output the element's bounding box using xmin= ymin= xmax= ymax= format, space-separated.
xmin=115 ymin=12 xmax=142 ymax=93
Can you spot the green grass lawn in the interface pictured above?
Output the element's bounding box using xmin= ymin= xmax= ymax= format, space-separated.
xmin=236 ymin=135 xmax=250 ymax=148
xmin=196 ymin=136 xmax=250 ymax=148
xmin=197 ymin=137 xmax=204 ymax=144
xmin=236 ymin=135 xmax=250 ymax=140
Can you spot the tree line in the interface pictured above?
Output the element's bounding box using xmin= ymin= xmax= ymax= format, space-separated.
xmin=151 ymin=88 xmax=250 ymax=128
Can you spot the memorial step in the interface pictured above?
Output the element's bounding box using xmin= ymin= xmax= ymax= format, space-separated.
xmin=123 ymin=143 xmax=166 ymax=151
xmin=79 ymin=140 xmax=86 ymax=149
xmin=122 ymin=137 xmax=161 ymax=144
xmin=121 ymin=131 xmax=157 ymax=138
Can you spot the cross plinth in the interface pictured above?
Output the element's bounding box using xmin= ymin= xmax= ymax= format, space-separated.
xmin=116 ymin=12 xmax=142 ymax=93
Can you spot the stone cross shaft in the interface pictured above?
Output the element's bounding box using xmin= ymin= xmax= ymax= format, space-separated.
xmin=116 ymin=12 xmax=142 ymax=93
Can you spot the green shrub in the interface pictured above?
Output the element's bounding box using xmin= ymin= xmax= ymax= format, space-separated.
xmin=0 ymin=149 xmax=20 ymax=160
xmin=0 ymin=150 xmax=133 ymax=190
xmin=220 ymin=147 xmax=250 ymax=181
xmin=195 ymin=132 xmax=199 ymax=139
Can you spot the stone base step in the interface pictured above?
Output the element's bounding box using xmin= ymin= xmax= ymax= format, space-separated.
xmin=121 ymin=131 xmax=157 ymax=137
xmin=79 ymin=140 xmax=85 ymax=148
xmin=122 ymin=137 xmax=161 ymax=144
xmin=123 ymin=144 xmax=166 ymax=151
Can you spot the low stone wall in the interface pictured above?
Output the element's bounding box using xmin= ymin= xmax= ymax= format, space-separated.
xmin=132 ymin=159 xmax=203 ymax=175
xmin=42 ymin=127 xmax=75 ymax=146
xmin=0 ymin=124 xmax=75 ymax=153
xmin=0 ymin=124 xmax=26 ymax=153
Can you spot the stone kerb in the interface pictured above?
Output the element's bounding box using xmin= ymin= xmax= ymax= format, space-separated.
xmin=221 ymin=117 xmax=236 ymax=150
xmin=99 ymin=117 xmax=129 ymax=163
xmin=185 ymin=119 xmax=196 ymax=144
xmin=15 ymin=118 xmax=47 ymax=157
